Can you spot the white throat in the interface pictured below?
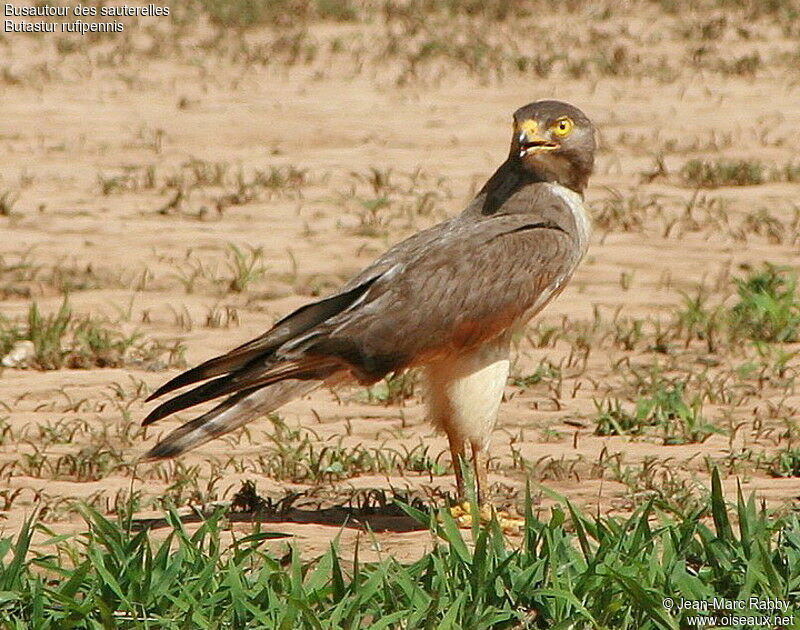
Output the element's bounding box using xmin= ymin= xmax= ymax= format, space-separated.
xmin=545 ymin=182 xmax=591 ymax=253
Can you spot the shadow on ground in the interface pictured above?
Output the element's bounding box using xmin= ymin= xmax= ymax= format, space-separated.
xmin=132 ymin=483 xmax=434 ymax=533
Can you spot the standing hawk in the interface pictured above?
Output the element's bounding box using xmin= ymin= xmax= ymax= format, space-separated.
xmin=142 ymin=100 xmax=596 ymax=505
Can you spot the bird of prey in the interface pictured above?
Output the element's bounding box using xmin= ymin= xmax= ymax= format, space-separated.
xmin=142 ymin=100 xmax=596 ymax=505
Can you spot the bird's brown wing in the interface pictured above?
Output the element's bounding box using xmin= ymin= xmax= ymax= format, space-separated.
xmin=299 ymin=210 xmax=583 ymax=381
xmin=142 ymin=185 xmax=584 ymax=458
xmin=144 ymin=274 xmax=382 ymax=404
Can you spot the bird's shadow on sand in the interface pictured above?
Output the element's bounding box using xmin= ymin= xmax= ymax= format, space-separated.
xmin=131 ymin=484 xmax=437 ymax=533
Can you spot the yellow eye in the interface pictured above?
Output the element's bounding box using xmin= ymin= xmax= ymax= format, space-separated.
xmin=553 ymin=117 xmax=574 ymax=137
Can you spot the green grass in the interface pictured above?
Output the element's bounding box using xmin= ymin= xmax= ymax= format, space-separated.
xmin=594 ymin=398 xmax=659 ymax=436
xmin=767 ymin=447 xmax=800 ymax=478
xmin=224 ymin=243 xmax=269 ymax=293
xmin=510 ymin=361 xmax=561 ymax=390
xmin=681 ymin=159 xmax=800 ymax=189
xmin=594 ymin=383 xmax=720 ymax=444
xmin=675 ymin=264 xmax=800 ymax=350
xmin=2 ymin=471 xmax=799 ymax=628
xmin=730 ymin=263 xmax=800 ymax=342
xmin=680 ymin=159 xmax=765 ymax=188
xmin=0 ymin=299 xmax=186 ymax=370
xmin=243 ymin=415 xmax=446 ymax=482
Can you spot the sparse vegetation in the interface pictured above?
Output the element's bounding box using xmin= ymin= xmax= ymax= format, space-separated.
xmin=0 ymin=300 xmax=186 ymax=370
xmin=594 ymin=398 xmax=657 ymax=436
xmin=241 ymin=414 xmax=445 ymax=482
xmin=594 ymin=382 xmax=720 ymax=445
xmin=729 ymin=264 xmax=800 ymax=343
xmin=680 ymin=159 xmax=765 ymax=188
xmin=224 ymin=243 xmax=269 ymax=293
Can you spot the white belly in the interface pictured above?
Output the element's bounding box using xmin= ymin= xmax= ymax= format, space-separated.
xmin=424 ymin=339 xmax=510 ymax=449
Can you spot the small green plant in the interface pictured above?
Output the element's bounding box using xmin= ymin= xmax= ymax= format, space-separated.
xmin=248 ymin=415 xmax=443 ymax=482
xmin=767 ymin=447 xmax=800 ymax=478
xmin=641 ymin=382 xmax=720 ymax=445
xmin=729 ymin=263 xmax=800 ymax=342
xmin=0 ymin=299 xmax=185 ymax=370
xmin=680 ymin=158 xmax=765 ymax=188
xmin=674 ymin=289 xmax=726 ymax=353
xmin=23 ymin=300 xmax=72 ymax=369
xmin=224 ymin=243 xmax=269 ymax=293
xmin=510 ymin=361 xmax=561 ymax=389
xmin=594 ymin=398 xmax=659 ymax=436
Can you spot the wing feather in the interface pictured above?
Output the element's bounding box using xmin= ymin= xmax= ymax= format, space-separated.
xmin=145 ymin=274 xmax=381 ymax=402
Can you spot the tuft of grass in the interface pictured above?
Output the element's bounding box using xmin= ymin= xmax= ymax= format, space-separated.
xmin=767 ymin=447 xmax=800 ymax=478
xmin=0 ymin=299 xmax=185 ymax=370
xmin=510 ymin=361 xmax=561 ymax=390
xmin=224 ymin=243 xmax=269 ymax=293
xmin=642 ymin=382 xmax=720 ymax=445
xmin=680 ymin=158 xmax=765 ymax=188
xmin=729 ymin=263 xmax=800 ymax=342
xmin=593 ymin=374 xmax=722 ymax=444
xmin=245 ymin=415 xmax=446 ymax=482
xmin=593 ymin=398 xmax=659 ymax=436
xmin=674 ymin=265 xmax=800 ymax=351
xmin=593 ymin=193 xmax=662 ymax=234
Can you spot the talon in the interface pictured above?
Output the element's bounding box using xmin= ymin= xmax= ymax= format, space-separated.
xmin=447 ymin=503 xmax=524 ymax=533
xmin=450 ymin=504 xmax=466 ymax=518
xmin=499 ymin=514 xmax=525 ymax=534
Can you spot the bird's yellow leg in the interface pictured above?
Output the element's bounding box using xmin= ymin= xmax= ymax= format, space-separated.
xmin=449 ymin=443 xmax=487 ymax=524
xmin=448 ymin=443 xmax=524 ymax=534
xmin=449 ymin=438 xmax=466 ymax=500
xmin=473 ymin=444 xmax=488 ymax=506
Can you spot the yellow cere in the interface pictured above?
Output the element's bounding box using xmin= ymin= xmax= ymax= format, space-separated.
xmin=518 ymin=119 xmax=539 ymax=137
xmin=552 ymin=116 xmax=574 ymax=137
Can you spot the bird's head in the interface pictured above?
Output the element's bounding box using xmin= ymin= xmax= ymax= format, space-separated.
xmin=511 ymin=100 xmax=596 ymax=194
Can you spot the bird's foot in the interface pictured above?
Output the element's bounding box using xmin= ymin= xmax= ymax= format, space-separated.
xmin=448 ymin=501 xmax=524 ymax=534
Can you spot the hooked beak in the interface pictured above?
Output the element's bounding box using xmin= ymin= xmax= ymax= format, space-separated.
xmin=518 ymin=130 xmax=559 ymax=158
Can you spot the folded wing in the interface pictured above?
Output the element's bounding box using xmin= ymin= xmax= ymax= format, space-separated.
xmin=142 ymin=192 xmax=583 ymax=460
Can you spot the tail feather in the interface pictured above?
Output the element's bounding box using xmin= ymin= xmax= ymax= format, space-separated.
xmin=141 ymin=379 xmax=320 ymax=461
xmin=141 ymin=271 xmax=385 ymax=458
xmin=143 ymin=374 xmax=235 ymax=426
xmin=144 ymin=352 xmax=263 ymax=403
xmin=145 ymin=276 xmax=380 ymax=402
xmin=143 ymin=356 xmax=342 ymax=427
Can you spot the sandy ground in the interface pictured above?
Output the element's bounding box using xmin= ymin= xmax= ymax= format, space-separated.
xmin=1 ymin=0 xmax=799 ymax=561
